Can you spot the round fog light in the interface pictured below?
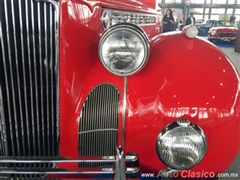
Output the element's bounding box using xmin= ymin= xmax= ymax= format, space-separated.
xmin=98 ymin=24 xmax=149 ymax=76
xmin=156 ymin=118 xmax=207 ymax=170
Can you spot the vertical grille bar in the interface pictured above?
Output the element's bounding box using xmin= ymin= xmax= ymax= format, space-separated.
xmin=0 ymin=86 xmax=8 ymax=156
xmin=50 ymin=4 xmax=55 ymax=156
xmin=37 ymin=2 xmax=45 ymax=157
xmin=44 ymin=2 xmax=50 ymax=157
xmin=11 ymin=0 xmax=26 ymax=156
xmin=55 ymin=5 xmax=60 ymax=156
xmin=0 ymin=13 xmax=8 ymax=158
xmin=31 ymin=0 xmax=39 ymax=157
xmin=3 ymin=0 xmax=16 ymax=156
xmin=79 ymin=83 xmax=119 ymax=167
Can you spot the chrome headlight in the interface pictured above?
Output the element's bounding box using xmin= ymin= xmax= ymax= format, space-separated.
xmin=211 ymin=29 xmax=216 ymax=35
xmin=156 ymin=118 xmax=207 ymax=170
xmin=98 ymin=24 xmax=150 ymax=76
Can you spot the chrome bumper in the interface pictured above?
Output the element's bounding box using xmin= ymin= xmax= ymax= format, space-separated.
xmin=208 ymin=36 xmax=237 ymax=41
xmin=0 ymin=146 xmax=138 ymax=179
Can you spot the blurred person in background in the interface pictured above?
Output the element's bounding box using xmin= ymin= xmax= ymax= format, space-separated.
xmin=162 ymin=9 xmax=175 ymax=33
xmin=186 ymin=12 xmax=195 ymax=26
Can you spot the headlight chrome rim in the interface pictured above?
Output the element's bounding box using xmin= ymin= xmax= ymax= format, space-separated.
xmin=156 ymin=118 xmax=207 ymax=170
xmin=98 ymin=23 xmax=150 ymax=76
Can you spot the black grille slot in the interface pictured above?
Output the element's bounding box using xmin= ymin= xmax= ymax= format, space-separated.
xmin=218 ymin=33 xmax=236 ymax=38
xmin=0 ymin=0 xmax=59 ymax=178
xmin=79 ymin=83 xmax=119 ymax=168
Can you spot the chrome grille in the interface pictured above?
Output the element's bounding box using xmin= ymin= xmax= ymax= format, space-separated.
xmin=0 ymin=0 xmax=59 ymax=178
xmin=79 ymin=83 xmax=120 ymax=167
xmin=218 ymin=33 xmax=237 ymax=38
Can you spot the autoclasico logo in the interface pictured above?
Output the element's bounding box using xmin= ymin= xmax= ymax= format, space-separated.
xmin=181 ymin=170 xmax=215 ymax=178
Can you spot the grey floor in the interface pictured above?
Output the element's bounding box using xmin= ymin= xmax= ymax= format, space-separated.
xmin=214 ymin=45 xmax=240 ymax=180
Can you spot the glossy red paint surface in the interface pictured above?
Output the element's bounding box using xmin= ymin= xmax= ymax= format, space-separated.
xmin=59 ymin=0 xmax=159 ymax=161
xmin=59 ymin=0 xmax=240 ymax=178
xmin=59 ymin=0 xmax=125 ymax=168
xmin=126 ymin=32 xmax=240 ymax=175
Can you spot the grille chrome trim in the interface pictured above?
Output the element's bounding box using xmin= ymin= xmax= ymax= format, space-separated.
xmin=79 ymin=83 xmax=120 ymax=168
xmin=0 ymin=86 xmax=8 ymax=156
xmin=30 ymin=0 xmax=38 ymax=156
xmin=79 ymin=128 xmax=118 ymax=135
xmin=122 ymin=77 xmax=127 ymax=147
xmin=0 ymin=150 xmax=139 ymax=176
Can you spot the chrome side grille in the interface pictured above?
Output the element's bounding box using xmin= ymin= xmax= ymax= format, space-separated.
xmin=0 ymin=0 xmax=59 ymax=178
xmin=218 ymin=33 xmax=237 ymax=38
xmin=79 ymin=83 xmax=120 ymax=167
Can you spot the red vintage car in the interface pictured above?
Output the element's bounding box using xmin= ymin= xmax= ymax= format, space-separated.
xmin=208 ymin=25 xmax=238 ymax=42
xmin=0 ymin=0 xmax=239 ymax=180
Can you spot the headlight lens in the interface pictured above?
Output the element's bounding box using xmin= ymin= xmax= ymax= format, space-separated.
xmin=156 ymin=118 xmax=207 ymax=170
xmin=211 ymin=29 xmax=216 ymax=35
xmin=98 ymin=24 xmax=149 ymax=76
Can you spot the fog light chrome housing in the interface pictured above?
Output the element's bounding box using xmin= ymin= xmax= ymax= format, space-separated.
xmin=98 ymin=23 xmax=149 ymax=76
xmin=156 ymin=118 xmax=207 ymax=170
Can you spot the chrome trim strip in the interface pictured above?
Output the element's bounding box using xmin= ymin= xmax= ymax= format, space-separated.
xmin=0 ymin=4 xmax=8 ymax=157
xmin=54 ymin=0 xmax=60 ymax=156
xmin=114 ymin=146 xmax=126 ymax=180
xmin=0 ymin=167 xmax=139 ymax=175
xmin=31 ymin=0 xmax=39 ymax=156
xmin=3 ymin=0 xmax=16 ymax=156
xmin=94 ymin=84 xmax=98 ymax=157
xmin=122 ymin=76 xmax=128 ymax=146
xmin=0 ymin=158 xmax=115 ymax=163
xmin=0 ymin=86 xmax=8 ymax=155
xmin=11 ymin=0 xmax=25 ymax=156
xmin=0 ymin=169 xmax=115 ymax=175
xmin=19 ymin=0 xmax=31 ymax=155
xmin=37 ymin=1 xmax=45 ymax=157
xmin=126 ymin=167 xmax=139 ymax=174
xmin=43 ymin=1 xmax=51 ymax=157
xmin=49 ymin=3 xmax=55 ymax=156
xmin=44 ymin=2 xmax=48 ymax=168
xmin=109 ymin=87 xmax=112 ymax=158
xmin=79 ymin=128 xmax=118 ymax=135
xmin=0 ymin=155 xmax=137 ymax=163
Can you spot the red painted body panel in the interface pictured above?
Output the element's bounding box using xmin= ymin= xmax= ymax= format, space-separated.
xmin=126 ymin=32 xmax=240 ymax=175
xmin=58 ymin=0 xmax=240 ymax=178
xmin=59 ymin=0 xmax=125 ymax=165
